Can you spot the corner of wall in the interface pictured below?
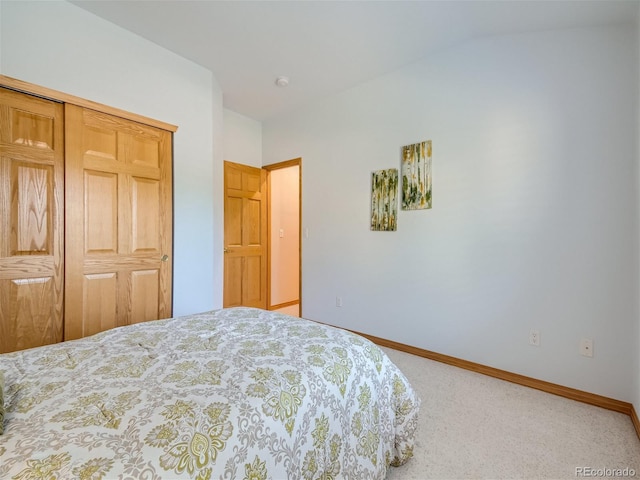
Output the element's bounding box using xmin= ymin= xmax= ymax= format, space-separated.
xmin=635 ymin=10 xmax=640 ymax=418
xmin=222 ymin=108 xmax=263 ymax=168
xmin=212 ymin=79 xmax=225 ymax=310
xmin=0 ymin=0 xmax=5 ymax=74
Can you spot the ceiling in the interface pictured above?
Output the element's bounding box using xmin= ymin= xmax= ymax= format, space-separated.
xmin=72 ymin=0 xmax=639 ymax=122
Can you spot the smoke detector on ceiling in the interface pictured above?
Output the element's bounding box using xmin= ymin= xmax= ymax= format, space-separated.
xmin=275 ymin=76 xmax=290 ymax=87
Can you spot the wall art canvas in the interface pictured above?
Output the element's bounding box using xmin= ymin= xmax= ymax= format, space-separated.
xmin=371 ymin=168 xmax=398 ymax=231
xmin=401 ymin=140 xmax=432 ymax=210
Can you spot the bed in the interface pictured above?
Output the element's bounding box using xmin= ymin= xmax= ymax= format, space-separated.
xmin=0 ymin=307 xmax=420 ymax=479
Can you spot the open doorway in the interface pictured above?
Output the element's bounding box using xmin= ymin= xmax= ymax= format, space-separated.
xmin=264 ymin=158 xmax=301 ymax=317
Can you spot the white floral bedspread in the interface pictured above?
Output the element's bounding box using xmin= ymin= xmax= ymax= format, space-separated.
xmin=0 ymin=307 xmax=419 ymax=480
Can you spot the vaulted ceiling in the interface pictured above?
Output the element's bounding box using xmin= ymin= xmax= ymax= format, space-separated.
xmin=73 ymin=0 xmax=638 ymax=121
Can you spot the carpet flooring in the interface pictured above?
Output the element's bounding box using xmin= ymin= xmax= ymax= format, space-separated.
xmin=382 ymin=347 xmax=640 ymax=480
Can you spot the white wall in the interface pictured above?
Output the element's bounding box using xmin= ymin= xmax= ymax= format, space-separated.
xmin=1 ymin=0 xmax=222 ymax=315
xmin=264 ymin=25 xmax=638 ymax=402
xmin=223 ymin=109 xmax=262 ymax=167
xmin=220 ymin=109 xmax=263 ymax=308
xmin=635 ymin=8 xmax=640 ymax=415
xmin=212 ymin=84 xmax=225 ymax=311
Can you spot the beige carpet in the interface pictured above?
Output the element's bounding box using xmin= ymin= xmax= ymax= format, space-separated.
xmin=383 ymin=347 xmax=640 ymax=480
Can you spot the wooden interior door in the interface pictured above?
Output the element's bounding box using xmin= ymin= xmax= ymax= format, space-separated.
xmin=0 ymin=88 xmax=65 ymax=353
xmin=224 ymin=161 xmax=267 ymax=308
xmin=64 ymin=104 xmax=173 ymax=340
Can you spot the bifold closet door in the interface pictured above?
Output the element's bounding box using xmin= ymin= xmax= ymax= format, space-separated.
xmin=64 ymin=104 xmax=173 ymax=340
xmin=0 ymin=88 xmax=64 ymax=353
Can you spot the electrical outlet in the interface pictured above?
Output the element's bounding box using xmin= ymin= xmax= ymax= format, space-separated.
xmin=529 ymin=329 xmax=540 ymax=346
xmin=336 ymin=296 xmax=343 ymax=307
xmin=580 ymin=338 xmax=593 ymax=357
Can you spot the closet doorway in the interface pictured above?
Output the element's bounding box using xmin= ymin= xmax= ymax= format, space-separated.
xmin=0 ymin=77 xmax=175 ymax=353
xmin=265 ymin=159 xmax=301 ymax=317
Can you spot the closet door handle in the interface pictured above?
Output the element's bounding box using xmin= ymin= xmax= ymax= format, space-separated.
xmin=161 ymin=254 xmax=169 ymax=262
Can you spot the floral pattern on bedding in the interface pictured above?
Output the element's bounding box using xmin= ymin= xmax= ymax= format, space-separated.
xmin=0 ymin=307 xmax=420 ymax=480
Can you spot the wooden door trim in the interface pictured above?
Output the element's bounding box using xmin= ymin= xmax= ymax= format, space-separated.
xmin=263 ymin=158 xmax=302 ymax=316
xmin=0 ymin=75 xmax=178 ymax=133
xmin=270 ymin=300 xmax=300 ymax=311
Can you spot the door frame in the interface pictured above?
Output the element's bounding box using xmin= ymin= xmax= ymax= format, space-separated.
xmin=263 ymin=158 xmax=302 ymax=316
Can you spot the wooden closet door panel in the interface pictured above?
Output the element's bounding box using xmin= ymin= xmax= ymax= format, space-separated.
xmin=83 ymin=273 xmax=117 ymax=336
xmin=65 ymin=104 xmax=172 ymax=340
xmin=0 ymin=88 xmax=64 ymax=353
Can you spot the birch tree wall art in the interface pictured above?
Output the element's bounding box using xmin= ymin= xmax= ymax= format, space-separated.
xmin=401 ymin=140 xmax=432 ymax=210
xmin=371 ymin=168 xmax=398 ymax=231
